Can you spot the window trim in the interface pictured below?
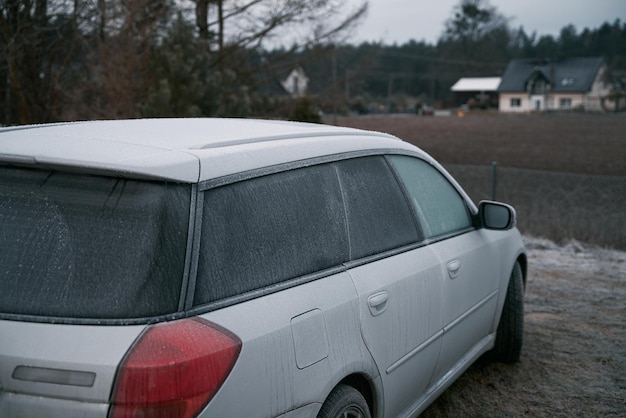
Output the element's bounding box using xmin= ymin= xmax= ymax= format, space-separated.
xmin=198 ymin=149 xmax=405 ymax=192
xmin=189 ymin=150 xmax=430 ymax=313
xmin=187 ymin=265 xmax=348 ymax=317
xmin=383 ymin=155 xmax=425 ymax=240
xmin=198 ymin=149 xmax=478 ymax=217
xmin=182 ymin=184 xmax=204 ymax=311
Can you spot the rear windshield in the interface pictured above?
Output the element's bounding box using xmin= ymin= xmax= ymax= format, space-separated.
xmin=0 ymin=167 xmax=190 ymax=320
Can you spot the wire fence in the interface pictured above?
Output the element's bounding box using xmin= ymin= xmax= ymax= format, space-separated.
xmin=445 ymin=164 xmax=626 ymax=250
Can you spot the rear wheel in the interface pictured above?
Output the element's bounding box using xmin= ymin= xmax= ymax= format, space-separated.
xmin=317 ymin=384 xmax=371 ymax=418
xmin=492 ymin=261 xmax=524 ymax=363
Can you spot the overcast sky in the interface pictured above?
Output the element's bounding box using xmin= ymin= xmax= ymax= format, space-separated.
xmin=347 ymin=0 xmax=626 ymax=45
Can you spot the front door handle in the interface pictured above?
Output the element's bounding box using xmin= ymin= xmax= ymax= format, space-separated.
xmin=447 ymin=259 xmax=462 ymax=279
xmin=367 ymin=291 xmax=389 ymax=316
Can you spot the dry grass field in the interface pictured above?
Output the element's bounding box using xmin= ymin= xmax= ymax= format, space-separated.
xmin=335 ymin=113 xmax=626 ymax=249
xmin=334 ymin=112 xmax=625 ymax=176
xmin=333 ymin=113 xmax=626 ymax=416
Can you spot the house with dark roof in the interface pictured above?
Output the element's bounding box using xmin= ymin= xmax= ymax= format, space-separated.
xmin=498 ymin=57 xmax=610 ymax=112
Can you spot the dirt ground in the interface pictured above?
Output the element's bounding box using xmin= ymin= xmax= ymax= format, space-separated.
xmin=334 ymin=113 xmax=626 ymax=176
xmin=421 ymin=236 xmax=626 ymax=417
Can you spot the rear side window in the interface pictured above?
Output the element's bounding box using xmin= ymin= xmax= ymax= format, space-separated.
xmin=195 ymin=164 xmax=348 ymax=305
xmin=0 ymin=167 xmax=190 ymax=320
xmin=335 ymin=156 xmax=419 ymax=259
xmin=390 ymin=155 xmax=471 ymax=239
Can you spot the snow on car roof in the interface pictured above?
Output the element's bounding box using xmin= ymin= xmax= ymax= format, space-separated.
xmin=0 ymin=118 xmax=412 ymax=182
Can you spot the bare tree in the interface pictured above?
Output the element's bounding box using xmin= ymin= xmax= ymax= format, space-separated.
xmin=187 ymin=0 xmax=368 ymax=115
xmin=193 ymin=0 xmax=223 ymax=47
xmin=0 ymin=0 xmax=96 ymax=124
xmin=1 ymin=0 xmax=368 ymax=123
xmin=65 ymin=0 xmax=173 ymax=120
xmin=188 ymin=0 xmax=368 ymax=53
xmin=1 ymin=0 xmax=50 ymax=123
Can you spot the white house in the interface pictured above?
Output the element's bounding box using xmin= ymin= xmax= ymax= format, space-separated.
xmin=498 ymin=57 xmax=611 ymax=112
xmin=281 ymin=67 xmax=309 ymax=98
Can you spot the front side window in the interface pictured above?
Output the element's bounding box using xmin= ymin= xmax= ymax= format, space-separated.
xmin=0 ymin=167 xmax=190 ymax=320
xmin=389 ymin=156 xmax=471 ymax=239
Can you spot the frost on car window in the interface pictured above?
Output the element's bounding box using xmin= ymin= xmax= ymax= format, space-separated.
xmin=0 ymin=167 xmax=190 ymax=319
xmin=335 ymin=156 xmax=419 ymax=259
xmin=195 ymin=164 xmax=348 ymax=305
xmin=390 ymin=155 xmax=471 ymax=238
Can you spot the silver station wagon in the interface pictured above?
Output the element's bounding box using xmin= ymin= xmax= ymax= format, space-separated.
xmin=0 ymin=119 xmax=526 ymax=418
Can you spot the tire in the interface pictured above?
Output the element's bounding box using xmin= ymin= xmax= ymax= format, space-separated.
xmin=492 ymin=261 xmax=524 ymax=363
xmin=317 ymin=384 xmax=371 ymax=418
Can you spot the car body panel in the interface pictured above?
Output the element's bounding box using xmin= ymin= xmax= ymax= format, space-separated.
xmin=0 ymin=118 xmax=526 ymax=418
xmin=429 ymin=230 xmax=502 ymax=382
xmin=348 ymin=246 xmax=444 ymax=418
xmin=193 ymin=270 xmax=378 ymax=418
xmin=0 ymin=119 xmax=406 ymax=183
xmin=0 ymin=392 xmax=109 ymax=418
xmin=0 ymin=319 xmax=145 ymax=416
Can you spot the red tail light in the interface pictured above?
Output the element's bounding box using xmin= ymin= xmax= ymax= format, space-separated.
xmin=109 ymin=317 xmax=241 ymax=418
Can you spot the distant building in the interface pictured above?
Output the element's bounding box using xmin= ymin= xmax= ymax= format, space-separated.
xmin=451 ymin=77 xmax=501 ymax=109
xmin=498 ymin=57 xmax=610 ymax=112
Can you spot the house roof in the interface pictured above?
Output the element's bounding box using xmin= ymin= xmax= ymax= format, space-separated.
xmin=498 ymin=57 xmax=604 ymax=93
xmin=451 ymin=77 xmax=501 ymax=92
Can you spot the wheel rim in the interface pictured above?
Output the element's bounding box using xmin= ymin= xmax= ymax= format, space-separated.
xmin=340 ymin=405 xmax=366 ymax=418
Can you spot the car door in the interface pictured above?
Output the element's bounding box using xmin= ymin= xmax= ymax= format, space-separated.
xmin=389 ymin=155 xmax=501 ymax=384
xmin=427 ymin=231 xmax=501 ymax=380
xmin=348 ymin=247 xmax=444 ymax=418
xmin=335 ymin=156 xmax=444 ymax=418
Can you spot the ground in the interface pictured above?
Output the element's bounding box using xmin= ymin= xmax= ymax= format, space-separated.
xmin=334 ymin=113 xmax=625 ymax=176
xmin=421 ymin=236 xmax=626 ymax=417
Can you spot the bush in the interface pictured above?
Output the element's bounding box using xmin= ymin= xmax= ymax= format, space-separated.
xmin=290 ymin=97 xmax=322 ymax=123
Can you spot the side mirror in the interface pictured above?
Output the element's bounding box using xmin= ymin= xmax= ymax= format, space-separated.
xmin=478 ymin=200 xmax=516 ymax=230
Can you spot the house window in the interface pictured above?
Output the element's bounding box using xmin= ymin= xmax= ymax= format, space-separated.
xmin=510 ymin=98 xmax=521 ymax=108
xmin=530 ymin=79 xmax=549 ymax=95
xmin=560 ymin=98 xmax=572 ymax=109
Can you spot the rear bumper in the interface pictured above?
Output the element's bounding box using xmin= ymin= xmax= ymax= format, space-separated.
xmin=0 ymin=391 xmax=108 ymax=418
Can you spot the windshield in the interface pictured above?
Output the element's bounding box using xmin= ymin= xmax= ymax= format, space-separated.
xmin=0 ymin=166 xmax=191 ymax=320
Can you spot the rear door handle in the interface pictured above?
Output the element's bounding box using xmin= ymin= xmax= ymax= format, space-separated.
xmin=367 ymin=291 xmax=389 ymax=316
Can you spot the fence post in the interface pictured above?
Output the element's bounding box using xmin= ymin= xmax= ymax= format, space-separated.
xmin=491 ymin=161 xmax=497 ymax=201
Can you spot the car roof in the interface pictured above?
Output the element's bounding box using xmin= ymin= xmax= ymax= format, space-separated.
xmin=0 ymin=118 xmax=422 ymax=182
